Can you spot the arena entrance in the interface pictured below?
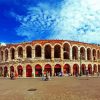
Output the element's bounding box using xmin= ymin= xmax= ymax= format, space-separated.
xmin=63 ymin=64 xmax=70 ymax=74
xmin=44 ymin=64 xmax=52 ymax=76
xmin=35 ymin=64 xmax=42 ymax=77
xmin=73 ymin=64 xmax=79 ymax=76
xmin=88 ymin=64 xmax=92 ymax=74
xmin=81 ymin=64 xmax=86 ymax=75
xmin=26 ymin=65 xmax=32 ymax=77
xmin=17 ymin=65 xmax=23 ymax=77
xmin=93 ymin=64 xmax=97 ymax=73
xmin=54 ymin=64 xmax=61 ymax=76
xmin=4 ymin=66 xmax=8 ymax=77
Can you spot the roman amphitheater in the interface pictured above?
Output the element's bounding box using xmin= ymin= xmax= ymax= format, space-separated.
xmin=0 ymin=40 xmax=100 ymax=78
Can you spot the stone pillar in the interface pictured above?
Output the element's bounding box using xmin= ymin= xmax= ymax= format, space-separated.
xmin=70 ymin=64 xmax=73 ymax=75
xmin=32 ymin=48 xmax=35 ymax=59
xmin=23 ymin=49 xmax=26 ymax=59
xmin=52 ymin=65 xmax=54 ymax=76
xmin=78 ymin=48 xmax=80 ymax=60
xmin=51 ymin=47 xmax=54 ymax=61
xmin=70 ymin=47 xmax=72 ymax=60
xmin=42 ymin=48 xmax=44 ymax=60
xmin=61 ymin=47 xmax=63 ymax=60
xmin=32 ymin=66 xmax=35 ymax=78
xmin=23 ymin=66 xmax=26 ymax=78
xmin=85 ymin=49 xmax=87 ymax=61
xmin=7 ymin=67 xmax=10 ymax=77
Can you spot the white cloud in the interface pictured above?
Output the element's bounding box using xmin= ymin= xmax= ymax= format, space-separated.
xmin=14 ymin=0 xmax=100 ymax=44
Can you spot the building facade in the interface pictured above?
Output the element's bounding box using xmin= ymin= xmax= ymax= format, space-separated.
xmin=0 ymin=40 xmax=100 ymax=77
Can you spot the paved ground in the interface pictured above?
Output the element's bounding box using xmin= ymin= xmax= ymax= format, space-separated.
xmin=0 ymin=76 xmax=100 ymax=100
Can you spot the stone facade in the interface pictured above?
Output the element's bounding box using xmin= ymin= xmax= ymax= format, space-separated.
xmin=0 ymin=40 xmax=100 ymax=78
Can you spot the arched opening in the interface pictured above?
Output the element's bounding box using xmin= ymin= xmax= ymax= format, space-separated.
xmin=0 ymin=67 xmax=3 ymax=76
xmin=73 ymin=64 xmax=79 ymax=75
xmin=97 ymin=50 xmax=100 ymax=59
xmin=81 ymin=64 xmax=86 ymax=75
xmin=92 ymin=49 xmax=96 ymax=60
xmin=63 ymin=43 xmax=70 ymax=59
xmin=5 ymin=49 xmax=8 ymax=61
xmin=80 ymin=47 xmax=85 ymax=60
xmin=87 ymin=48 xmax=91 ymax=60
xmin=54 ymin=45 xmax=61 ymax=58
xmin=26 ymin=46 xmax=32 ymax=58
xmin=4 ymin=66 xmax=8 ymax=77
xmin=72 ymin=46 xmax=78 ymax=60
xmin=35 ymin=64 xmax=42 ymax=77
xmin=93 ymin=64 xmax=97 ymax=73
xmin=10 ymin=66 xmax=14 ymax=75
xmin=0 ymin=51 xmax=3 ymax=61
xmin=18 ymin=47 xmax=23 ymax=58
xmin=17 ymin=65 xmax=23 ymax=77
xmin=35 ymin=45 xmax=41 ymax=57
xmin=10 ymin=48 xmax=15 ymax=60
xmin=26 ymin=65 xmax=32 ymax=77
xmin=88 ymin=64 xmax=92 ymax=74
xmin=63 ymin=64 xmax=70 ymax=74
xmin=54 ymin=64 xmax=61 ymax=76
xmin=44 ymin=64 xmax=52 ymax=76
xmin=98 ymin=65 xmax=100 ymax=73
xmin=44 ymin=45 xmax=51 ymax=59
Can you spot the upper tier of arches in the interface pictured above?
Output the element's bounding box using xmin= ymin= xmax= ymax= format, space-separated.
xmin=0 ymin=40 xmax=100 ymax=62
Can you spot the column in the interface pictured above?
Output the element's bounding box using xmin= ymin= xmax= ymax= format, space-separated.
xmin=15 ymin=49 xmax=18 ymax=60
xmin=32 ymin=66 xmax=35 ymax=78
xmin=52 ymin=65 xmax=54 ymax=76
xmin=78 ymin=48 xmax=80 ymax=60
xmin=42 ymin=48 xmax=44 ymax=60
xmin=23 ymin=49 xmax=26 ymax=59
xmin=23 ymin=66 xmax=26 ymax=78
xmin=85 ymin=49 xmax=87 ymax=61
xmin=51 ymin=47 xmax=54 ymax=61
xmin=61 ymin=46 xmax=63 ymax=60
xmin=32 ymin=48 xmax=35 ymax=59
xmin=70 ymin=47 xmax=72 ymax=60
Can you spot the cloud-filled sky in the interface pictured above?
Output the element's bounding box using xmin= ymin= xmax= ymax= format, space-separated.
xmin=0 ymin=0 xmax=100 ymax=44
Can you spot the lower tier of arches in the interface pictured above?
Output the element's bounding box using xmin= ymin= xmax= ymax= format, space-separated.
xmin=0 ymin=63 xmax=100 ymax=78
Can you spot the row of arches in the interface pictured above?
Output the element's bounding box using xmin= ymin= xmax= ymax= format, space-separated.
xmin=0 ymin=43 xmax=100 ymax=61
xmin=0 ymin=64 xmax=100 ymax=77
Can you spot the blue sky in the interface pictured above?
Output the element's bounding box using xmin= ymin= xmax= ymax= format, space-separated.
xmin=0 ymin=0 xmax=100 ymax=44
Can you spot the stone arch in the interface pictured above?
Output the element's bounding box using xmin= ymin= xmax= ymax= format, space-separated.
xmin=88 ymin=64 xmax=92 ymax=74
xmin=54 ymin=44 xmax=61 ymax=58
xmin=4 ymin=66 xmax=8 ymax=77
xmin=97 ymin=50 xmax=100 ymax=59
xmin=73 ymin=64 xmax=79 ymax=75
xmin=26 ymin=46 xmax=32 ymax=58
xmin=0 ymin=51 xmax=3 ymax=61
xmin=35 ymin=45 xmax=42 ymax=57
xmin=35 ymin=64 xmax=42 ymax=77
xmin=44 ymin=44 xmax=51 ymax=59
xmin=26 ymin=65 xmax=32 ymax=77
xmin=63 ymin=64 xmax=70 ymax=74
xmin=5 ymin=49 xmax=8 ymax=61
xmin=72 ymin=46 xmax=78 ymax=60
xmin=92 ymin=49 xmax=96 ymax=60
xmin=18 ymin=46 xmax=23 ymax=58
xmin=63 ymin=43 xmax=70 ymax=59
xmin=93 ymin=64 xmax=97 ymax=73
xmin=54 ymin=64 xmax=61 ymax=76
xmin=44 ymin=64 xmax=52 ymax=76
xmin=87 ymin=48 xmax=91 ymax=60
xmin=81 ymin=64 xmax=86 ymax=75
xmin=17 ymin=65 xmax=23 ymax=77
xmin=98 ymin=64 xmax=100 ymax=73
xmin=80 ymin=47 xmax=85 ymax=60
xmin=10 ymin=48 xmax=15 ymax=60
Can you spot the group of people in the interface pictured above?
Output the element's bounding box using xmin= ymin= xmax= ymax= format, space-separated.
xmin=42 ymin=71 xmax=51 ymax=81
